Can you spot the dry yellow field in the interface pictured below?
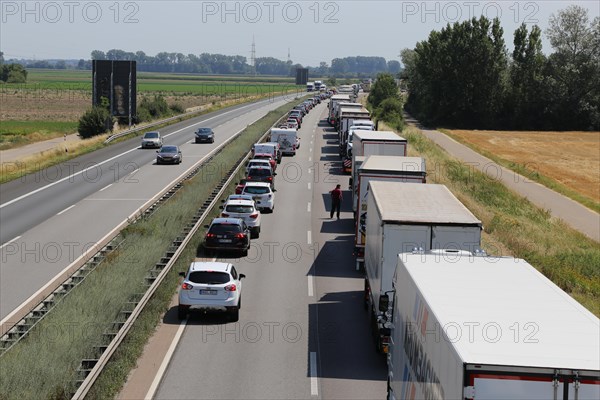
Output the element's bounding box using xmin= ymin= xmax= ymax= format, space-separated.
xmin=445 ymin=129 xmax=600 ymax=203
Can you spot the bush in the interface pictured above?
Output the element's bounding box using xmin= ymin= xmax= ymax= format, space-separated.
xmin=139 ymin=95 xmax=169 ymax=118
xmin=375 ymin=97 xmax=405 ymax=131
xmin=169 ymin=103 xmax=185 ymax=114
xmin=78 ymin=106 xmax=114 ymax=138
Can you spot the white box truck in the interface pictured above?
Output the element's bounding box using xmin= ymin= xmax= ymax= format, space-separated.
xmin=328 ymin=94 xmax=352 ymax=125
xmin=269 ymin=128 xmax=297 ymax=156
xmin=364 ymin=182 xmax=482 ymax=352
xmin=382 ymin=250 xmax=600 ymax=400
xmin=351 ymin=130 xmax=407 ymax=181
xmin=338 ymin=107 xmax=371 ymax=152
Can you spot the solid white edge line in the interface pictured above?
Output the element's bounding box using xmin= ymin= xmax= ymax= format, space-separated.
xmin=308 ymin=275 xmax=314 ymax=297
xmin=144 ymin=320 xmax=187 ymax=400
xmin=307 ymin=230 xmax=312 ymax=245
xmin=307 ymin=202 xmax=311 ymax=213
xmin=56 ymin=204 xmax=76 ymax=216
xmin=99 ymin=183 xmax=113 ymax=192
xmin=310 ymin=351 xmax=318 ymax=396
xmin=0 ymin=236 xmax=21 ymax=250
xmin=0 ymin=99 xmax=277 ymax=210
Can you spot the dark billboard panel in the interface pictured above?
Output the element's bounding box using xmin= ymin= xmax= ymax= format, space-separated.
xmin=92 ymin=60 xmax=136 ymax=119
xmin=295 ymin=68 xmax=308 ymax=85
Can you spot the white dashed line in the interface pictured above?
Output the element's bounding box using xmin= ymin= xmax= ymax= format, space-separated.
xmin=310 ymin=352 xmax=318 ymax=396
xmin=56 ymin=204 xmax=76 ymax=216
xmin=308 ymin=182 xmax=311 ymax=190
xmin=99 ymin=183 xmax=113 ymax=192
xmin=0 ymin=236 xmax=21 ymax=249
xmin=308 ymin=275 xmax=314 ymax=297
xmin=307 ymin=230 xmax=312 ymax=245
xmin=307 ymin=202 xmax=311 ymax=212
xmin=308 ymin=156 xmax=312 ymax=162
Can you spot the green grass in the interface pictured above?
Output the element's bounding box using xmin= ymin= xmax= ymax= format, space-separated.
xmin=438 ymin=128 xmax=600 ymax=213
xmin=0 ymin=121 xmax=79 ymax=150
xmin=403 ymin=126 xmax=600 ymax=316
xmin=0 ymin=102 xmax=296 ymax=400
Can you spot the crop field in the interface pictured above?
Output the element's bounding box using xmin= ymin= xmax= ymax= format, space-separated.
xmin=441 ymin=129 xmax=600 ymax=211
xmin=0 ymin=69 xmax=303 ymax=148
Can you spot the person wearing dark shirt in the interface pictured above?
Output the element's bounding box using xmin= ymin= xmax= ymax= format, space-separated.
xmin=330 ymin=184 xmax=342 ymax=219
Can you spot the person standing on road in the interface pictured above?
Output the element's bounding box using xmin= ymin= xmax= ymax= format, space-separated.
xmin=330 ymin=184 xmax=342 ymax=219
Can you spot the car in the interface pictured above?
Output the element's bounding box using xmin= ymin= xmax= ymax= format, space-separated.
xmin=203 ymin=217 xmax=251 ymax=256
xmin=286 ymin=119 xmax=299 ymax=129
xmin=178 ymin=261 xmax=245 ymax=321
xmin=241 ymin=182 xmax=275 ymax=212
xmin=288 ymin=113 xmax=302 ymax=128
xmin=292 ymin=106 xmax=306 ymax=117
xmin=246 ymin=159 xmax=273 ymax=175
xmin=246 ymin=166 xmax=275 ymax=189
xmin=235 ymin=179 xmax=248 ymax=194
xmin=195 ymin=127 xmax=214 ymax=143
xmin=156 ymin=145 xmax=182 ymax=164
xmin=252 ymin=153 xmax=276 ymax=171
xmin=313 ymin=96 xmax=321 ymax=104
xmin=141 ymin=131 xmax=162 ymax=149
xmin=221 ymin=199 xmax=261 ymax=238
xmin=225 ymin=194 xmax=254 ymax=203
xmin=295 ymin=136 xmax=301 ymax=149
xmin=264 ymin=141 xmax=282 ymax=164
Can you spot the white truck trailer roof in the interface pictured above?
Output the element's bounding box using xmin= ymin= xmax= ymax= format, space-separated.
xmin=360 ymin=155 xmax=425 ymax=175
xmin=369 ymin=181 xmax=481 ymax=225
xmin=397 ymin=251 xmax=600 ymax=371
xmin=354 ymin=130 xmax=405 ymax=142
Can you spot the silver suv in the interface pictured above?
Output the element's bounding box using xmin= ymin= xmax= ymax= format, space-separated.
xmin=141 ymin=131 xmax=163 ymax=148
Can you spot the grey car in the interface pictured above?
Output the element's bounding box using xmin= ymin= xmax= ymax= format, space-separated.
xmin=195 ymin=127 xmax=215 ymax=143
xmin=141 ymin=131 xmax=163 ymax=148
xmin=156 ymin=145 xmax=182 ymax=164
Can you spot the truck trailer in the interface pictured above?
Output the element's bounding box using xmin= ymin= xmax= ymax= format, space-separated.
xmin=328 ymin=94 xmax=352 ymax=126
xmin=338 ymin=107 xmax=370 ymax=150
xmin=351 ymin=130 xmax=407 ymax=181
xmin=383 ymin=250 xmax=600 ymax=400
xmin=364 ymin=182 xmax=483 ymax=352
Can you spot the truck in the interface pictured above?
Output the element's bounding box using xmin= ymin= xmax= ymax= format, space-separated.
xmin=314 ymin=80 xmax=323 ymax=91
xmin=269 ymin=128 xmax=297 ymax=156
xmin=306 ymin=82 xmax=315 ymax=91
xmin=337 ymin=107 xmax=370 ymax=150
xmin=351 ymin=130 xmax=407 ymax=182
xmin=328 ymin=94 xmax=352 ymax=126
xmin=364 ymin=182 xmax=483 ymax=352
xmin=345 ymin=120 xmax=375 ymax=159
xmin=382 ymin=250 xmax=600 ymax=400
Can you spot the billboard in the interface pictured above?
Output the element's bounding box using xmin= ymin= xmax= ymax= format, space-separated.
xmin=295 ymin=68 xmax=308 ymax=85
xmin=92 ymin=60 xmax=137 ymax=119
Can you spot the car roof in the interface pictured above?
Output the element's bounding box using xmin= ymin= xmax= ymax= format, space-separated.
xmin=224 ymin=199 xmax=255 ymax=207
xmin=243 ymin=182 xmax=271 ymax=188
xmin=210 ymin=217 xmax=244 ymax=225
xmin=227 ymin=194 xmax=254 ymax=201
xmin=248 ymin=166 xmax=272 ymax=170
xmin=144 ymin=131 xmax=160 ymax=136
xmin=189 ymin=261 xmax=231 ymax=273
xmin=160 ymin=145 xmax=178 ymax=150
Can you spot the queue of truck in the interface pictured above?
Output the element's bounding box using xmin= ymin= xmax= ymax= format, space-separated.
xmin=323 ymin=89 xmax=599 ymax=399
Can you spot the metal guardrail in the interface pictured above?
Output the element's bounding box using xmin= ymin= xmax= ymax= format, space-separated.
xmin=71 ymin=111 xmax=289 ymax=399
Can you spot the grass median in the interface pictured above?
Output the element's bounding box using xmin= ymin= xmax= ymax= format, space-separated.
xmin=0 ymin=100 xmax=298 ymax=400
xmin=395 ymin=123 xmax=600 ymax=316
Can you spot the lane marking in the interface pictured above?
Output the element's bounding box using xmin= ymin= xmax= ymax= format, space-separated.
xmin=0 ymin=98 xmax=284 ymax=210
xmin=310 ymin=141 xmax=313 ymax=145
xmin=129 ymin=168 xmax=139 ymax=176
xmin=99 ymin=183 xmax=113 ymax=192
xmin=308 ymin=156 xmax=312 ymax=162
xmin=307 ymin=202 xmax=311 ymax=212
xmin=144 ymin=319 xmax=187 ymax=400
xmin=310 ymin=351 xmax=318 ymax=396
xmin=56 ymin=204 xmax=76 ymax=216
xmin=310 ymin=147 xmax=313 ymax=153
xmin=0 ymin=236 xmax=21 ymax=250
xmin=308 ymin=275 xmax=314 ymax=297
xmin=308 ymin=182 xmax=311 ymax=190
xmin=307 ymin=230 xmax=312 ymax=245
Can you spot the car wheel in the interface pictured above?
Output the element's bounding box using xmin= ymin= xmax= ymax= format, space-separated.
xmin=242 ymin=248 xmax=249 ymax=257
xmin=229 ymin=307 xmax=239 ymax=322
xmin=237 ymin=297 xmax=241 ymax=310
xmin=211 ymin=138 xmax=215 ymax=143
xmin=178 ymin=306 xmax=187 ymax=320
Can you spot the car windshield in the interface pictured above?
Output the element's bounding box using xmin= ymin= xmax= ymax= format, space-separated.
xmin=243 ymin=186 xmax=270 ymax=195
xmin=249 ymin=161 xmax=268 ymax=168
xmin=209 ymin=224 xmax=242 ymax=234
xmin=248 ymin=169 xmax=271 ymax=177
xmin=225 ymin=205 xmax=254 ymax=213
xmin=188 ymin=271 xmax=230 ymax=284
xmin=144 ymin=132 xmax=159 ymax=139
xmin=160 ymin=146 xmax=177 ymax=153
xmin=197 ymin=128 xmax=212 ymax=134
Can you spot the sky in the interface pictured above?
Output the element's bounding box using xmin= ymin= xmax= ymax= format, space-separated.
xmin=1 ymin=1 xmax=598 ymax=66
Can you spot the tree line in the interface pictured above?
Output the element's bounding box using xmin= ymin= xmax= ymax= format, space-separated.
xmin=0 ymin=52 xmax=27 ymax=83
xmin=402 ymin=5 xmax=599 ymax=131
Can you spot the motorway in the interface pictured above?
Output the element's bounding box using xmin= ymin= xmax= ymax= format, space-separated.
xmin=0 ymin=94 xmax=298 ymax=323
xmin=119 ymin=101 xmax=387 ymax=399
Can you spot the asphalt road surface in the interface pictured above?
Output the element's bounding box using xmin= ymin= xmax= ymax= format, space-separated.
xmin=0 ymin=95 xmax=296 ymax=322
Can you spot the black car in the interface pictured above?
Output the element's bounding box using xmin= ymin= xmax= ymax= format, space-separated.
xmin=204 ymin=218 xmax=251 ymax=256
xmin=246 ymin=166 xmax=275 ymax=189
xmin=195 ymin=127 xmax=215 ymax=143
xmin=156 ymin=145 xmax=182 ymax=164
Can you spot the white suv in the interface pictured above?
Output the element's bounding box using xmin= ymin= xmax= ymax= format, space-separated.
xmin=178 ymin=261 xmax=245 ymax=321
xmin=141 ymin=131 xmax=163 ymax=148
xmin=245 ymin=159 xmax=273 ymax=175
xmin=221 ymin=199 xmax=261 ymax=238
xmin=241 ymin=182 xmax=275 ymax=213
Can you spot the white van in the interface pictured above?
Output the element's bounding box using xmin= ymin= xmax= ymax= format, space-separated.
xmin=270 ymin=128 xmax=297 ymax=156
xmin=252 ymin=143 xmax=280 ymax=163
